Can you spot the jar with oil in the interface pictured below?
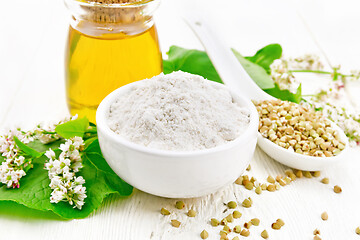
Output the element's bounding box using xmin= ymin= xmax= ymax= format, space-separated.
xmin=64 ymin=0 xmax=162 ymax=123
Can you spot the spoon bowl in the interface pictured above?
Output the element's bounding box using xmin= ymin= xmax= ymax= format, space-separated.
xmin=257 ymin=121 xmax=349 ymax=171
xmin=185 ymin=15 xmax=350 ymax=170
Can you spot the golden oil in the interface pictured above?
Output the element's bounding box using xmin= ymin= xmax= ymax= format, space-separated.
xmin=64 ymin=0 xmax=162 ymax=123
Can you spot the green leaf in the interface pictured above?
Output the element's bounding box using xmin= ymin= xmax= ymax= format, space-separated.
xmin=163 ymin=46 xmax=274 ymax=89
xmin=27 ymin=139 xmax=64 ymax=153
xmin=232 ymin=49 xmax=275 ymax=89
xmin=13 ymin=136 xmax=42 ymax=158
xmin=264 ymin=83 xmax=302 ymax=103
xmin=83 ymin=139 xmax=133 ymax=196
xmin=55 ymin=117 xmax=89 ymax=139
xmin=0 ymin=140 xmax=133 ymax=219
xmin=245 ymin=44 xmax=282 ymax=73
xmin=163 ymin=46 xmax=223 ymax=83
xmin=84 ymin=137 xmax=98 ymax=149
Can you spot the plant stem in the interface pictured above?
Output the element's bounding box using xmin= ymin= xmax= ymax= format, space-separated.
xmin=86 ymin=129 xmax=97 ymax=134
xmin=42 ymin=131 xmax=57 ymax=135
xmin=302 ymin=94 xmax=316 ymax=97
xmin=290 ymin=70 xmax=332 ymax=74
xmin=290 ymin=69 xmax=352 ymax=77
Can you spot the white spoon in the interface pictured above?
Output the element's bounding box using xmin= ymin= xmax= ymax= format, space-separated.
xmin=184 ymin=15 xmax=349 ymax=171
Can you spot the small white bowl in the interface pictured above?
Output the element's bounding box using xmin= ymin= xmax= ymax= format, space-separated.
xmin=96 ymin=80 xmax=259 ymax=198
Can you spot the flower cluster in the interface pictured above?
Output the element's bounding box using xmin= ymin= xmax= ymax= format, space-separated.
xmin=308 ymin=80 xmax=360 ymax=146
xmin=270 ymin=59 xmax=299 ymax=93
xmin=0 ymin=129 xmax=34 ymax=188
xmin=270 ymin=54 xmax=326 ymax=93
xmin=288 ymin=54 xmax=324 ymax=70
xmin=349 ymin=70 xmax=360 ymax=82
xmin=44 ymin=137 xmax=87 ymax=209
xmin=34 ymin=115 xmax=78 ymax=144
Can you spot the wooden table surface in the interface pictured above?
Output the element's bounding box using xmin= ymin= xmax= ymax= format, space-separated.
xmin=1 ymin=0 xmax=360 ymax=239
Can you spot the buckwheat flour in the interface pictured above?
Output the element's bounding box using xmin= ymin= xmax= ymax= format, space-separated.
xmin=107 ymin=71 xmax=250 ymax=151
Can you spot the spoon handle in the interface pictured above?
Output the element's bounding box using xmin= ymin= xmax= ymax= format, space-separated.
xmin=184 ymin=15 xmax=272 ymax=101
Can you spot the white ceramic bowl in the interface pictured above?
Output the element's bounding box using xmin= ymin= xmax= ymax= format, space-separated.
xmin=96 ymin=80 xmax=259 ymax=198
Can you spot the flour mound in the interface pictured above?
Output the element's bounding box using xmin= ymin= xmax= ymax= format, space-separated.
xmin=107 ymin=71 xmax=250 ymax=151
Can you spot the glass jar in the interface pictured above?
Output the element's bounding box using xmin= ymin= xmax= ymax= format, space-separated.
xmin=64 ymin=0 xmax=162 ymax=123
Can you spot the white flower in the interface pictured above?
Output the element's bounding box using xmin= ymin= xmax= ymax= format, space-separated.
xmin=288 ymin=54 xmax=324 ymax=71
xmin=63 ymin=171 xmax=75 ymax=181
xmin=74 ymin=200 xmax=85 ymax=210
xmin=49 ymin=176 xmax=62 ymax=189
xmin=0 ymin=116 xmax=80 ymax=189
xmin=59 ymin=141 xmax=71 ymax=153
xmin=14 ymin=169 xmax=26 ymax=179
xmin=73 ymin=176 xmax=85 ymax=185
xmin=50 ymin=189 xmax=66 ymax=203
xmin=0 ymin=130 xmax=33 ymax=188
xmin=72 ymin=137 xmax=84 ymax=149
xmin=59 ymin=157 xmax=71 ymax=168
xmin=45 ymin=149 xmax=56 ymax=160
xmin=14 ymin=156 xmax=25 ymax=166
xmin=69 ymin=151 xmax=81 ymax=162
xmin=6 ymin=179 xmax=13 ymax=188
xmin=270 ymin=59 xmax=300 ymax=93
xmin=349 ymin=70 xmax=360 ymax=82
xmin=305 ymin=79 xmax=360 ymax=145
xmin=73 ymin=185 xmax=85 ymax=194
xmin=44 ymin=136 xmax=87 ymax=209
xmin=71 ymin=162 xmax=83 ymax=173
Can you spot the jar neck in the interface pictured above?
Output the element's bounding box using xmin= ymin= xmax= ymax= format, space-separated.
xmin=65 ymin=0 xmax=160 ymax=37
